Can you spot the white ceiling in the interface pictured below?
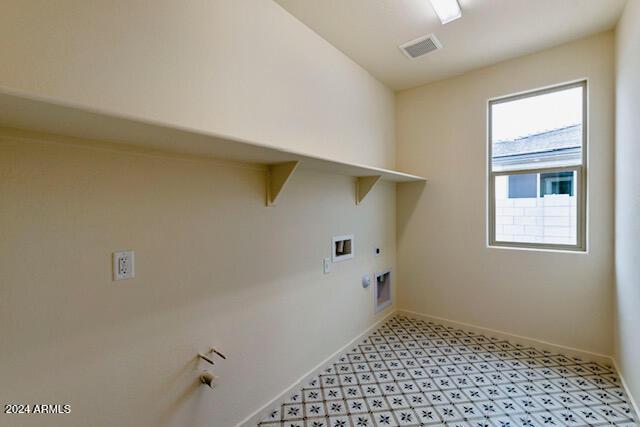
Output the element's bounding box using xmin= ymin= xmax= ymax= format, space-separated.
xmin=274 ymin=0 xmax=626 ymax=90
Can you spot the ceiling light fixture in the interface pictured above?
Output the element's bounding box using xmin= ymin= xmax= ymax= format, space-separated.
xmin=430 ymin=0 xmax=462 ymax=24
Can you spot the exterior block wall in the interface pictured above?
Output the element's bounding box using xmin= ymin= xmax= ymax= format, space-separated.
xmin=496 ymin=194 xmax=577 ymax=244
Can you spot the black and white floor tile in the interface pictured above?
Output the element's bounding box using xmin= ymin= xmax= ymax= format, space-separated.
xmin=258 ymin=316 xmax=638 ymax=427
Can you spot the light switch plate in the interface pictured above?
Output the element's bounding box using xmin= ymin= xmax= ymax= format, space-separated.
xmin=113 ymin=250 xmax=135 ymax=281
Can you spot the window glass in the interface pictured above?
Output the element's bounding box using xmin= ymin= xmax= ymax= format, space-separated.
xmin=491 ymin=86 xmax=583 ymax=172
xmin=540 ymin=171 xmax=575 ymax=197
xmin=508 ymin=174 xmax=537 ymax=199
xmin=495 ymin=173 xmax=578 ymax=246
xmin=489 ymin=82 xmax=585 ymax=250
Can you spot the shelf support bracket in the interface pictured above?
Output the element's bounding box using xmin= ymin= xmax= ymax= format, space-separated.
xmin=356 ymin=175 xmax=382 ymax=205
xmin=266 ymin=161 xmax=299 ymax=206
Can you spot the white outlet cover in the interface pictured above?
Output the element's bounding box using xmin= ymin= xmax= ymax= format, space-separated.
xmin=113 ymin=250 xmax=135 ymax=281
xmin=323 ymin=257 xmax=331 ymax=274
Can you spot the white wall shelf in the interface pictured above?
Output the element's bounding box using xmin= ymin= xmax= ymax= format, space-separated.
xmin=0 ymin=91 xmax=426 ymax=205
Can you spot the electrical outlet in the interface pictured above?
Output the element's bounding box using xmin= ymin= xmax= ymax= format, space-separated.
xmin=113 ymin=250 xmax=135 ymax=281
xmin=323 ymin=257 xmax=331 ymax=274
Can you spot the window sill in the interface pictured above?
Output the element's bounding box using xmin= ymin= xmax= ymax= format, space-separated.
xmin=487 ymin=243 xmax=588 ymax=254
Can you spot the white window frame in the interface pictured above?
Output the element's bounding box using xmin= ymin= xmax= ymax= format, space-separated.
xmin=488 ymin=81 xmax=587 ymax=252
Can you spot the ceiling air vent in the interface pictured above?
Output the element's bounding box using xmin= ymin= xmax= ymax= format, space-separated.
xmin=399 ymin=34 xmax=442 ymax=59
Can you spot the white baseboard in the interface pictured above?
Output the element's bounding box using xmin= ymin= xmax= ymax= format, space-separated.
xmin=236 ymin=310 xmax=398 ymax=427
xmin=612 ymin=358 xmax=640 ymax=418
xmin=397 ymin=309 xmax=613 ymax=366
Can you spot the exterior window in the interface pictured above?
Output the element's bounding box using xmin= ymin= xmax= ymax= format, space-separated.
xmin=508 ymin=174 xmax=536 ymax=198
xmin=489 ymin=81 xmax=586 ymax=250
xmin=540 ymin=171 xmax=574 ymax=197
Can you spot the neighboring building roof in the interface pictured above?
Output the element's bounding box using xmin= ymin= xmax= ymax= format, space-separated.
xmin=493 ymin=124 xmax=581 ymax=158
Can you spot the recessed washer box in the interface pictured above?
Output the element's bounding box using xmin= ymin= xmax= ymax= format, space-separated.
xmin=332 ymin=235 xmax=354 ymax=262
xmin=375 ymin=270 xmax=392 ymax=312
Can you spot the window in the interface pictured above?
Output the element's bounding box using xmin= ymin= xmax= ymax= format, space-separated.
xmin=540 ymin=171 xmax=574 ymax=197
xmin=488 ymin=81 xmax=586 ymax=250
xmin=508 ymin=173 xmax=536 ymax=199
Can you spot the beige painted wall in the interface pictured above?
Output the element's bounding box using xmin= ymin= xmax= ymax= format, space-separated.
xmin=0 ymin=2 xmax=399 ymax=425
xmin=614 ymin=0 xmax=640 ymax=410
xmin=0 ymin=0 xmax=394 ymax=169
xmin=396 ymin=32 xmax=615 ymax=355
xmin=0 ymin=133 xmax=396 ymax=427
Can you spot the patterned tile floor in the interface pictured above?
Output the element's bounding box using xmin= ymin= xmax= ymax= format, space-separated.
xmin=258 ymin=316 xmax=638 ymax=427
